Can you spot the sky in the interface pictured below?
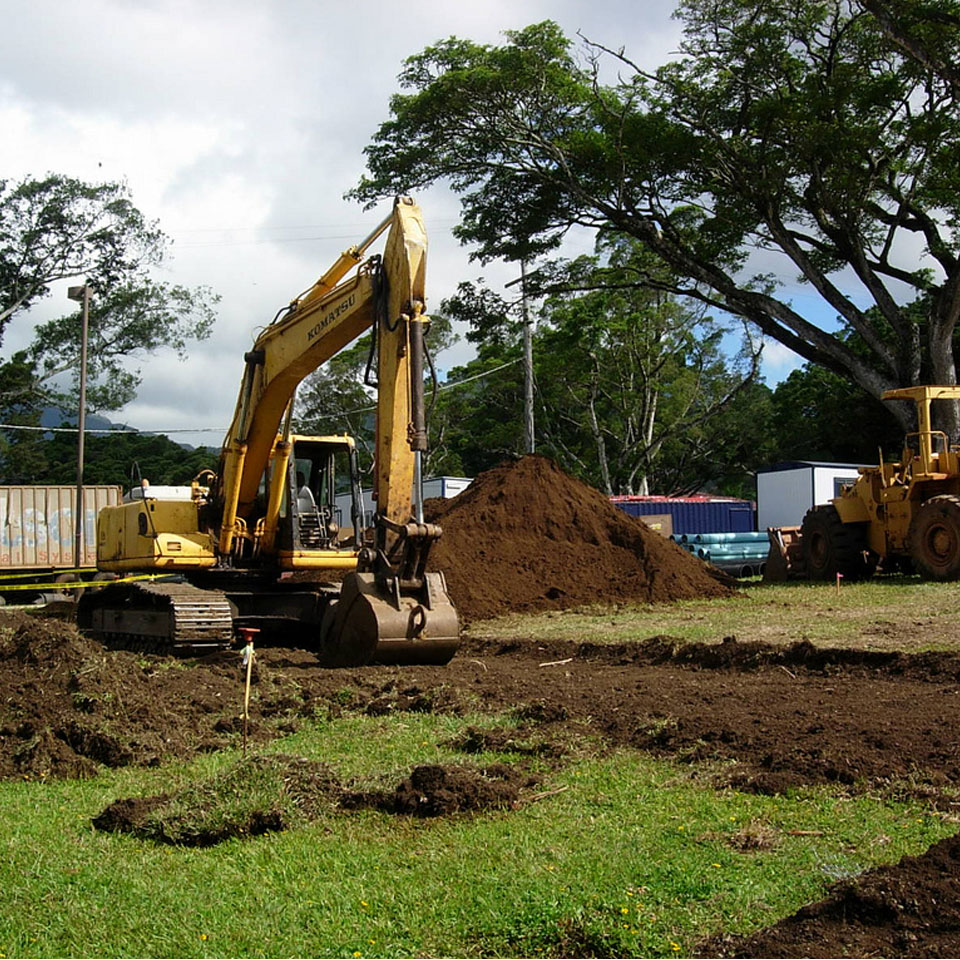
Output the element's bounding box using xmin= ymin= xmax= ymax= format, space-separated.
xmin=1 ymin=0 xmax=805 ymax=450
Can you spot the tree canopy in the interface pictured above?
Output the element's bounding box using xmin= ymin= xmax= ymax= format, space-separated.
xmin=0 ymin=428 xmax=217 ymax=487
xmin=0 ymin=175 xmax=164 ymax=334
xmin=353 ymin=2 xmax=960 ymax=432
xmin=0 ymin=174 xmax=217 ymax=474
xmin=432 ymin=237 xmax=763 ymax=495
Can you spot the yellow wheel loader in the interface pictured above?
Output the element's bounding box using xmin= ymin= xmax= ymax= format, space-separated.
xmin=767 ymin=385 xmax=960 ymax=583
xmin=77 ymin=197 xmax=459 ymax=666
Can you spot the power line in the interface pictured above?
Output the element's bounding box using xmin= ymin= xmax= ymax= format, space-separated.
xmin=314 ymin=357 xmax=523 ymax=418
xmin=0 ymin=359 xmax=520 ymax=436
xmin=0 ymin=423 xmax=224 ymax=435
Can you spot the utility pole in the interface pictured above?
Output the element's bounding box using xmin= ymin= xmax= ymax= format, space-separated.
xmin=521 ymin=261 xmax=535 ymax=454
xmin=506 ymin=262 xmax=536 ymax=454
xmin=67 ymin=284 xmax=91 ymax=569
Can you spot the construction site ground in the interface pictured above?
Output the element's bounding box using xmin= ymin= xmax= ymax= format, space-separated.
xmin=3 ymin=459 xmax=960 ymax=957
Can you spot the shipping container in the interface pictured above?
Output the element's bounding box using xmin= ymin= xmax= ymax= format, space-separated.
xmin=0 ymin=485 xmax=122 ymax=571
xmin=610 ymin=495 xmax=756 ymax=535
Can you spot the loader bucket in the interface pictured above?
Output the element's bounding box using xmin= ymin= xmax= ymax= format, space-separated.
xmin=764 ymin=526 xmax=804 ymax=581
xmin=320 ymin=570 xmax=460 ymax=667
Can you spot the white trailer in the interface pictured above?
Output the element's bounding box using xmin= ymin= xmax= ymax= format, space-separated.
xmin=756 ymin=461 xmax=866 ymax=530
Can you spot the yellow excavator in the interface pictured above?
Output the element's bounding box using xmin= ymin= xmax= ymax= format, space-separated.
xmin=77 ymin=197 xmax=459 ymax=666
xmin=766 ymin=385 xmax=960 ymax=582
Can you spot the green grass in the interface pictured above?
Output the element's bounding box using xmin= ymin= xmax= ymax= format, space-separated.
xmin=0 ymin=710 xmax=953 ymax=958
xmin=469 ymin=576 xmax=960 ymax=653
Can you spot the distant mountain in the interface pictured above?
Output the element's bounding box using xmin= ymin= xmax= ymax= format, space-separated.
xmin=40 ymin=407 xmax=131 ymax=433
xmin=39 ymin=407 xmax=202 ymax=451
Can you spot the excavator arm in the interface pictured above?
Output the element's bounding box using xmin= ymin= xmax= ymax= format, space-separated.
xmin=215 ymin=196 xmax=457 ymax=664
xmin=85 ymin=197 xmax=458 ymax=665
xmin=218 ymin=197 xmax=426 ymax=555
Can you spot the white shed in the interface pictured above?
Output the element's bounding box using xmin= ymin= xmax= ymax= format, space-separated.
xmin=756 ymin=461 xmax=867 ymax=530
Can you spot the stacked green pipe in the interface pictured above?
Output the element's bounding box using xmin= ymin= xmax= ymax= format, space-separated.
xmin=670 ymin=531 xmax=768 ymax=576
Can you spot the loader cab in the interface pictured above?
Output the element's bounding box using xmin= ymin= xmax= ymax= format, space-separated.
xmin=276 ymin=435 xmax=363 ymax=553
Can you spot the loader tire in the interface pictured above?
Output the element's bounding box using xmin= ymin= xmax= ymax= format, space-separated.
xmin=909 ymin=495 xmax=960 ymax=581
xmin=800 ymin=505 xmax=875 ymax=581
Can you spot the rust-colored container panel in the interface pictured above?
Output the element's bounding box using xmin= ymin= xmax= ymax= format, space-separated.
xmin=0 ymin=485 xmax=122 ymax=570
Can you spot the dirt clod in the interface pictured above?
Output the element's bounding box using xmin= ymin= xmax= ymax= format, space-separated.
xmin=342 ymin=763 xmax=527 ymax=817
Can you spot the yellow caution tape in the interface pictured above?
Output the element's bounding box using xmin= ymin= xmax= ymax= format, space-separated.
xmin=0 ymin=573 xmax=176 ymax=592
xmin=0 ymin=566 xmax=97 ymax=582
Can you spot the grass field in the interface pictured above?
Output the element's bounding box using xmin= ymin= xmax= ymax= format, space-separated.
xmin=470 ymin=576 xmax=960 ymax=653
xmin=1 ymin=578 xmax=958 ymax=958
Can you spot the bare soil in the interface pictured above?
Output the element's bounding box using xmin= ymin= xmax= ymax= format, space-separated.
xmin=699 ymin=832 xmax=960 ymax=958
xmin=4 ymin=619 xmax=960 ymax=953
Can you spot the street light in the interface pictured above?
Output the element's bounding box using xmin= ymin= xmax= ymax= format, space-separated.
xmin=67 ymin=284 xmax=91 ymax=569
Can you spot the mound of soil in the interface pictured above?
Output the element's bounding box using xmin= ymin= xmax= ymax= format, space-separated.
xmin=342 ymin=762 xmax=529 ymax=817
xmin=701 ymin=832 xmax=960 ymax=958
xmin=0 ymin=613 xmax=315 ymax=780
xmin=96 ymin=758 xmax=531 ymax=844
xmin=426 ymin=455 xmax=735 ymax=621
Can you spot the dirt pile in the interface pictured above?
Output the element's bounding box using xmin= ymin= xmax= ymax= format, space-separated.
xmin=343 ymin=762 xmax=530 ymax=817
xmin=427 ymin=455 xmax=735 ymax=621
xmin=701 ymin=832 xmax=960 ymax=957
xmin=95 ymin=757 xmax=531 ymax=844
xmin=0 ymin=613 xmax=314 ymax=780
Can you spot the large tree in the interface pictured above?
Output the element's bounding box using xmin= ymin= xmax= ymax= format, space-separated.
xmin=7 ymin=279 xmax=217 ymax=414
xmin=769 ymin=363 xmax=902 ymax=464
xmin=0 ymin=173 xmax=217 ymax=482
xmin=524 ymin=236 xmax=761 ymax=494
xmin=0 ymin=175 xmax=164 ymax=333
xmin=353 ymin=3 xmax=960 ymax=433
xmin=0 ymin=174 xmax=217 ymax=442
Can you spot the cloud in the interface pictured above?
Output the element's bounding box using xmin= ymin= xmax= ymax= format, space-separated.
xmin=761 ymin=339 xmax=804 ymax=385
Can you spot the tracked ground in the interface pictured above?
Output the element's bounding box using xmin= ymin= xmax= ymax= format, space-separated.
xmin=4 ymin=613 xmax=960 ymax=954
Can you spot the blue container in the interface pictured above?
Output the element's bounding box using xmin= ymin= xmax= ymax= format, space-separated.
xmin=612 ymin=496 xmax=755 ymax=535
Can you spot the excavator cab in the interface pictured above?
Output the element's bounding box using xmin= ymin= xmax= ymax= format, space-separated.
xmin=274 ymin=436 xmax=362 ymax=555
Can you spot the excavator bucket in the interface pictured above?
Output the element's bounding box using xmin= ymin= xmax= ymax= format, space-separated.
xmin=764 ymin=526 xmax=805 ymax=581
xmin=320 ymin=570 xmax=459 ymax=667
